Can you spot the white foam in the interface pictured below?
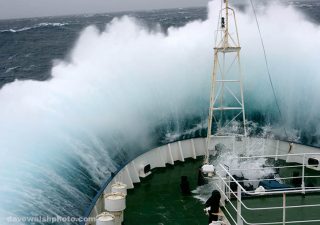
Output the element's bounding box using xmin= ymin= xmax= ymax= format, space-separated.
xmin=5 ymin=66 xmax=20 ymax=73
xmin=0 ymin=0 xmax=320 ymax=222
xmin=0 ymin=22 xmax=68 ymax=33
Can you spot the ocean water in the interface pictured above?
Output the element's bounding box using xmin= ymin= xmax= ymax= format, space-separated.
xmin=0 ymin=1 xmax=320 ymax=224
xmin=0 ymin=8 xmax=207 ymax=87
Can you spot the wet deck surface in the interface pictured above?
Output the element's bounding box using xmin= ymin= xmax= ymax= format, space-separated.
xmin=223 ymin=193 xmax=320 ymax=225
xmin=125 ymin=158 xmax=320 ymax=225
xmin=125 ymin=158 xmax=208 ymax=225
xmin=225 ymin=164 xmax=320 ymax=225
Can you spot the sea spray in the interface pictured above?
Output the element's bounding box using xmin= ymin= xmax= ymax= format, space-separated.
xmin=0 ymin=1 xmax=320 ymax=224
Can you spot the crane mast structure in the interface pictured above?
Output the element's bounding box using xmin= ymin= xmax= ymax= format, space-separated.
xmin=205 ymin=0 xmax=247 ymax=163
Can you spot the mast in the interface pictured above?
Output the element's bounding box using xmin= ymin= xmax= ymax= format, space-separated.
xmin=205 ymin=0 xmax=247 ymax=164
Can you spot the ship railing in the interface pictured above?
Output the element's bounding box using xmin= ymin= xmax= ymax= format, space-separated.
xmin=214 ymin=152 xmax=320 ymax=225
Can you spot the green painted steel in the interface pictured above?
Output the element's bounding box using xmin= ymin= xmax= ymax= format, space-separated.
xmin=125 ymin=158 xmax=208 ymax=225
xmin=125 ymin=159 xmax=320 ymax=225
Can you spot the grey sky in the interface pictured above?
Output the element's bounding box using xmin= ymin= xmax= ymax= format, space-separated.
xmin=0 ymin=0 xmax=209 ymax=20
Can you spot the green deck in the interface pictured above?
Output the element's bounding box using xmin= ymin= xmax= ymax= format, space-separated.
xmin=225 ymin=193 xmax=320 ymax=225
xmin=125 ymin=158 xmax=207 ymax=225
xmin=125 ymin=158 xmax=320 ymax=225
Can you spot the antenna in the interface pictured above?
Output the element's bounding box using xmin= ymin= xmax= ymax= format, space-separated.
xmin=205 ymin=0 xmax=247 ymax=164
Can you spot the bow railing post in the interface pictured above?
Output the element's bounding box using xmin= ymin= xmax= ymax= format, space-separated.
xmin=237 ymin=184 xmax=243 ymax=225
xmin=283 ymin=192 xmax=286 ymax=225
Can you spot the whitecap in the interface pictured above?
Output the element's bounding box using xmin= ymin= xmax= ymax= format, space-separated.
xmin=5 ymin=66 xmax=20 ymax=73
xmin=37 ymin=22 xmax=68 ymax=27
xmin=0 ymin=22 xmax=69 ymax=33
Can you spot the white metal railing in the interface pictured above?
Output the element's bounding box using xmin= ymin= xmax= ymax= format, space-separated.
xmin=214 ymin=153 xmax=320 ymax=225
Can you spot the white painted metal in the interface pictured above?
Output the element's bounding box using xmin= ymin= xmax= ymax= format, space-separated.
xmin=202 ymin=164 xmax=215 ymax=177
xmin=124 ymin=166 xmax=134 ymax=188
xmin=205 ymin=0 xmax=247 ymax=164
xmin=215 ymin=157 xmax=320 ymax=225
xmin=111 ymin=183 xmax=127 ymax=196
xmin=237 ymin=185 xmax=243 ymax=225
xmin=126 ymin=161 xmax=140 ymax=183
xmin=302 ymin=155 xmax=306 ymax=194
xmin=282 ymin=193 xmax=286 ymax=225
xmin=167 ymin=144 xmax=175 ymax=164
xmin=107 ymin=211 xmax=122 ymax=225
xmin=178 ymin=141 xmax=185 ymax=162
xmin=85 ymin=137 xmax=320 ymax=225
xmin=96 ymin=212 xmax=115 ymax=225
xmin=138 ymin=164 xmax=151 ymax=178
xmin=104 ymin=193 xmax=126 ymax=212
xmin=104 ymin=137 xmax=320 ymax=193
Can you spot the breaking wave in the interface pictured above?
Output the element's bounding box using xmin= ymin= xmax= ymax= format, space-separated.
xmin=0 ymin=0 xmax=320 ymax=224
xmin=0 ymin=22 xmax=68 ymax=33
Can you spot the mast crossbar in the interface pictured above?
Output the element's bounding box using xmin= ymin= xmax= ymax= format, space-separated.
xmin=205 ymin=0 xmax=247 ymax=164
